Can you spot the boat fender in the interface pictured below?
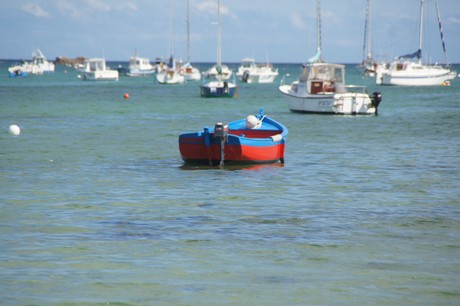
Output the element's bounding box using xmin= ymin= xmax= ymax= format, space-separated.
xmin=246 ymin=115 xmax=262 ymax=129
xmin=270 ymin=134 xmax=282 ymax=142
xmin=323 ymin=84 xmax=329 ymax=92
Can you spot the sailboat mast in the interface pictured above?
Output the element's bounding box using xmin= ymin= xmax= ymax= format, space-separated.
xmin=435 ymin=0 xmax=449 ymax=65
xmin=363 ymin=0 xmax=372 ymax=62
xmin=418 ymin=0 xmax=424 ymax=64
xmin=367 ymin=0 xmax=372 ymax=60
xmin=167 ymin=0 xmax=176 ymax=58
xmin=217 ymin=0 xmax=221 ymax=67
xmin=317 ymin=0 xmax=322 ymax=57
xmin=307 ymin=0 xmax=322 ymax=63
xmin=187 ymin=0 xmax=190 ymax=62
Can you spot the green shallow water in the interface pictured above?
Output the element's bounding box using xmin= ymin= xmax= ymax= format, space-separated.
xmin=1 ymin=61 xmax=459 ymax=305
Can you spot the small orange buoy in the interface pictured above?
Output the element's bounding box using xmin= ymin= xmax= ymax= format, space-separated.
xmin=123 ymin=93 xmax=130 ymax=99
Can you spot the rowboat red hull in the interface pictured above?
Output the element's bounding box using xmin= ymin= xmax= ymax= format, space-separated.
xmin=178 ymin=110 xmax=288 ymax=165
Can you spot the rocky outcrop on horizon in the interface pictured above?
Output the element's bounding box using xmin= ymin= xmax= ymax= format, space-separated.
xmin=55 ymin=56 xmax=86 ymax=66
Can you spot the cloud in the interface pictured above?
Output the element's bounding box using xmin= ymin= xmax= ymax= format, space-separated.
xmin=447 ymin=17 xmax=460 ymax=25
xmin=290 ymin=12 xmax=306 ymax=29
xmin=53 ymin=0 xmax=137 ymax=19
xmin=55 ymin=0 xmax=80 ymax=18
xmin=85 ymin=0 xmax=110 ymax=12
xmin=117 ymin=2 xmax=138 ymax=12
xmin=194 ymin=0 xmax=233 ymax=17
xmin=21 ymin=3 xmax=50 ymax=17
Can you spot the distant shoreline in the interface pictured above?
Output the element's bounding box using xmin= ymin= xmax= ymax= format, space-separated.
xmin=1 ymin=58 xmax=459 ymax=66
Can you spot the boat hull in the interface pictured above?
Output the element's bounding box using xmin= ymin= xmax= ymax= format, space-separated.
xmin=8 ymin=72 xmax=27 ymax=78
xmin=182 ymin=71 xmax=201 ymax=81
xmin=237 ymin=73 xmax=278 ymax=84
xmin=128 ymin=69 xmax=156 ymax=77
xmin=379 ymin=68 xmax=453 ymax=86
xmin=179 ymin=113 xmax=287 ymax=165
xmin=179 ymin=136 xmax=285 ymax=165
xmin=181 ymin=66 xmax=201 ymax=81
xmin=200 ymin=81 xmax=237 ymax=98
xmin=156 ymin=71 xmax=185 ymax=84
xmin=83 ymin=71 xmax=119 ymax=81
xmin=279 ymin=85 xmax=377 ymax=115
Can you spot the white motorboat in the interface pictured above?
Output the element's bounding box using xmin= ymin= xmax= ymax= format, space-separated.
xmin=236 ymin=58 xmax=279 ymax=83
xmin=8 ymin=49 xmax=55 ymax=75
xmin=278 ymin=0 xmax=381 ymax=115
xmin=32 ymin=49 xmax=55 ymax=73
xmin=81 ymin=58 xmax=119 ymax=81
xmin=279 ymin=62 xmax=381 ymax=115
xmin=376 ymin=0 xmax=456 ymax=86
xmin=127 ymin=55 xmax=155 ymax=77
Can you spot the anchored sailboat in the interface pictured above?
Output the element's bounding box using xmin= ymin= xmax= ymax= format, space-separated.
xmin=361 ymin=0 xmax=385 ymax=77
xmin=200 ymin=0 xmax=237 ymax=98
xmin=156 ymin=0 xmax=185 ymax=84
xmin=376 ymin=0 xmax=456 ymax=86
xmin=180 ymin=0 xmax=201 ymax=81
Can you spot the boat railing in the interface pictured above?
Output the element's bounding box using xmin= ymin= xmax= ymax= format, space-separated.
xmin=336 ymin=84 xmax=368 ymax=94
xmin=280 ymin=73 xmax=291 ymax=86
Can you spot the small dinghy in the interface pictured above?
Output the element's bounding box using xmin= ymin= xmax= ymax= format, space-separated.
xmin=178 ymin=109 xmax=288 ymax=166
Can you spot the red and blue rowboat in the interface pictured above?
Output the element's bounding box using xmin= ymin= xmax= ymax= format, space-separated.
xmin=179 ymin=109 xmax=288 ymax=165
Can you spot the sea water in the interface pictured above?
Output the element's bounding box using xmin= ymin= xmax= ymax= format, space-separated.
xmin=1 ymin=61 xmax=459 ymax=305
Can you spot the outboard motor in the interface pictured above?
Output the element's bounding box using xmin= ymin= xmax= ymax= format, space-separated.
xmin=242 ymin=70 xmax=250 ymax=82
xmin=371 ymin=91 xmax=382 ymax=115
xmin=214 ymin=122 xmax=229 ymax=166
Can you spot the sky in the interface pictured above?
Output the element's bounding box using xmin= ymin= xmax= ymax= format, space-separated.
xmin=1 ymin=0 xmax=460 ymax=64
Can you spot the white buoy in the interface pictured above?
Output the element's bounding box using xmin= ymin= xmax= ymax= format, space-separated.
xmin=9 ymin=124 xmax=20 ymax=136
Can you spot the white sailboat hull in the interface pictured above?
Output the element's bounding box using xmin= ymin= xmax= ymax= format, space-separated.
xmin=376 ymin=1 xmax=456 ymax=86
xmin=378 ymin=65 xmax=453 ymax=86
xmin=181 ymin=67 xmax=201 ymax=81
xmin=156 ymin=70 xmax=185 ymax=84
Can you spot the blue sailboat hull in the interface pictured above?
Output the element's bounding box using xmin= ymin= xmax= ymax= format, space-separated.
xmin=200 ymin=81 xmax=237 ymax=98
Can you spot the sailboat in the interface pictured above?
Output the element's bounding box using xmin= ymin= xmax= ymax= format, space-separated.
xmin=361 ymin=0 xmax=385 ymax=77
xmin=156 ymin=0 xmax=185 ymax=85
xmin=278 ymin=0 xmax=381 ymax=115
xmin=200 ymin=0 xmax=237 ymax=98
xmin=156 ymin=55 xmax=185 ymax=84
xmin=180 ymin=0 xmax=201 ymax=81
xmin=376 ymin=0 xmax=456 ymax=86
